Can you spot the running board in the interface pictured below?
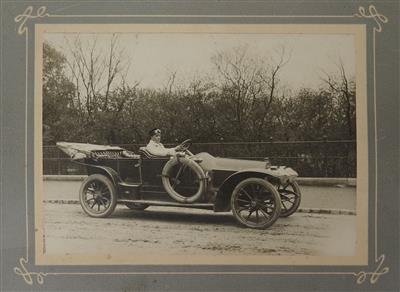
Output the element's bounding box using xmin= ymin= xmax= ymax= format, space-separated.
xmin=118 ymin=199 xmax=214 ymax=210
xmin=118 ymin=182 xmax=141 ymax=188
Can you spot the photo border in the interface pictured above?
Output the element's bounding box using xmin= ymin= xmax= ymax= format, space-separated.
xmin=35 ymin=23 xmax=368 ymax=267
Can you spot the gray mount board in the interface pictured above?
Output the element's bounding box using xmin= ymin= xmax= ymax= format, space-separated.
xmin=1 ymin=0 xmax=399 ymax=291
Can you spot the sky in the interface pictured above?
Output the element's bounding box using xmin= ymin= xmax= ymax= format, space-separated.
xmin=45 ymin=32 xmax=355 ymax=91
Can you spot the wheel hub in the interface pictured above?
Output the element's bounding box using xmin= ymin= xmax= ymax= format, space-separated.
xmin=94 ymin=191 xmax=102 ymax=200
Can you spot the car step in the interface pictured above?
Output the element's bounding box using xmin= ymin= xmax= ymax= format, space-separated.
xmin=118 ymin=182 xmax=141 ymax=188
xmin=119 ymin=199 xmax=214 ymax=210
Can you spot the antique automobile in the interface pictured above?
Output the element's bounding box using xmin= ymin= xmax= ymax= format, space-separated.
xmin=57 ymin=140 xmax=301 ymax=229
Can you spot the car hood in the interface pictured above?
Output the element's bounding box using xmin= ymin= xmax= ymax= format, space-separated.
xmin=193 ymin=152 xmax=298 ymax=177
xmin=194 ymin=152 xmax=265 ymax=171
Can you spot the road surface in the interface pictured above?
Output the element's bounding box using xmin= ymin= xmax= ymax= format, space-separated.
xmin=43 ymin=203 xmax=356 ymax=258
xmin=41 ymin=180 xmax=357 ymax=259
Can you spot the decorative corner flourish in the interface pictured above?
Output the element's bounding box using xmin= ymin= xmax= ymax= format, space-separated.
xmin=354 ymin=5 xmax=388 ymax=32
xmin=14 ymin=6 xmax=50 ymax=35
xmin=14 ymin=257 xmax=47 ymax=285
xmin=355 ymin=254 xmax=389 ymax=284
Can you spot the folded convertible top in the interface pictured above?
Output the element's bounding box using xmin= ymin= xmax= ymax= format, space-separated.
xmin=56 ymin=142 xmax=126 ymax=160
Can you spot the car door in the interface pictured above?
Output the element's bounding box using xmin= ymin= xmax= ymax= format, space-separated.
xmin=116 ymin=157 xmax=141 ymax=183
xmin=140 ymin=156 xmax=169 ymax=188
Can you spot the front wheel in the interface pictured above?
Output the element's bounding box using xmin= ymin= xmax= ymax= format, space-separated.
xmin=79 ymin=174 xmax=117 ymax=218
xmin=278 ymin=181 xmax=301 ymax=217
xmin=231 ymin=178 xmax=281 ymax=229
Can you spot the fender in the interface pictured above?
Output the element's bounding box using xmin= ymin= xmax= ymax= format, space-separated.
xmin=74 ymin=160 xmax=122 ymax=186
xmin=219 ymin=167 xmax=298 ymax=189
xmin=244 ymin=167 xmax=298 ymax=179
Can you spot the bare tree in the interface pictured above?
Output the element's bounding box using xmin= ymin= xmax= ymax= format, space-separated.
xmin=321 ymin=60 xmax=356 ymax=139
xmin=255 ymin=46 xmax=291 ymax=137
xmin=164 ymin=69 xmax=177 ymax=95
xmin=64 ymin=34 xmax=130 ymax=122
xmin=211 ymin=45 xmax=290 ymax=140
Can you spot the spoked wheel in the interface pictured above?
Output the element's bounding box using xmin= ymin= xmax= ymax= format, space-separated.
xmin=231 ymin=178 xmax=281 ymax=229
xmin=79 ymin=174 xmax=117 ymax=218
xmin=277 ymin=181 xmax=301 ymax=217
xmin=125 ymin=202 xmax=149 ymax=211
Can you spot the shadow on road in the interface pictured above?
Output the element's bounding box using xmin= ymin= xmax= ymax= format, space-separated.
xmin=112 ymin=207 xmax=240 ymax=227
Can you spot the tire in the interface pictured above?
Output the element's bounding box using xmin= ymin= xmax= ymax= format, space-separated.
xmin=125 ymin=202 xmax=149 ymax=211
xmin=278 ymin=181 xmax=301 ymax=217
xmin=79 ymin=174 xmax=117 ymax=218
xmin=161 ymin=156 xmax=206 ymax=203
xmin=231 ymin=178 xmax=281 ymax=229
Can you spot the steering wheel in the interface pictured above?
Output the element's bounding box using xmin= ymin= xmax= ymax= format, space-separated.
xmin=176 ymin=139 xmax=192 ymax=152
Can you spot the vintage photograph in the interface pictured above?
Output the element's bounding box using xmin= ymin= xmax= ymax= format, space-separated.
xmin=36 ymin=24 xmax=367 ymax=265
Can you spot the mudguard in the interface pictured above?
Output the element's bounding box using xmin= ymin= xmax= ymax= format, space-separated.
xmin=220 ymin=167 xmax=298 ymax=188
xmin=74 ymin=160 xmax=122 ymax=187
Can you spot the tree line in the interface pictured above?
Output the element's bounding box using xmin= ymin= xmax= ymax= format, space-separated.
xmin=43 ymin=38 xmax=356 ymax=146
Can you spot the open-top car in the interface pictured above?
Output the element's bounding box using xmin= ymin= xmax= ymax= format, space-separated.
xmin=57 ymin=140 xmax=301 ymax=229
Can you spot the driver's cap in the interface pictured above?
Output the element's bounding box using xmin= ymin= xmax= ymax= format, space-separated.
xmin=149 ymin=128 xmax=161 ymax=137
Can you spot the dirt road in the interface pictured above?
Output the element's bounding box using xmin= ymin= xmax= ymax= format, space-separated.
xmin=44 ymin=203 xmax=356 ymax=258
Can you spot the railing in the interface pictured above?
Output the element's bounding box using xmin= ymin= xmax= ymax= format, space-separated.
xmin=43 ymin=140 xmax=356 ymax=178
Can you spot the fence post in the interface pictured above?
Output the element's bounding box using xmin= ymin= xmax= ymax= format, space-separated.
xmin=268 ymin=136 xmax=274 ymax=164
xmin=57 ymin=148 xmax=61 ymax=175
xmin=323 ymin=135 xmax=328 ymax=177
xmin=220 ymin=137 xmax=224 ymax=156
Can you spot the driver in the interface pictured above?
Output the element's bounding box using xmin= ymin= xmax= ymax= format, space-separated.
xmin=145 ymin=128 xmax=182 ymax=156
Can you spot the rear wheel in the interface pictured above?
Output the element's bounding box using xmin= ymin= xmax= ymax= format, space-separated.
xmin=125 ymin=202 xmax=149 ymax=211
xmin=79 ymin=174 xmax=117 ymax=218
xmin=278 ymin=181 xmax=301 ymax=217
xmin=231 ymin=178 xmax=281 ymax=229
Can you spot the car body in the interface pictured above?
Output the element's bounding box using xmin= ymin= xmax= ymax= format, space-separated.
xmin=57 ymin=141 xmax=301 ymax=229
